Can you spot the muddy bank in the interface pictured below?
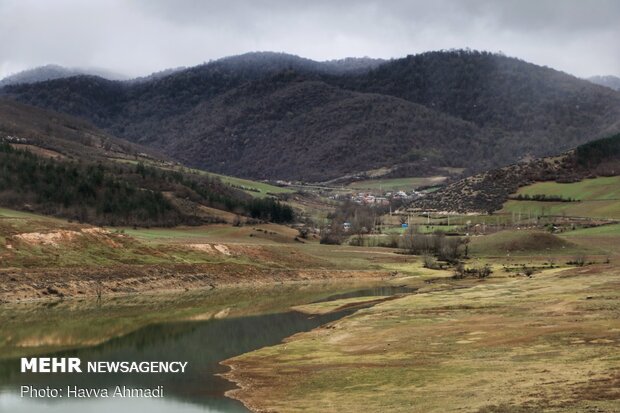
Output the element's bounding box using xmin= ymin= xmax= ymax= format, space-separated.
xmin=222 ymin=362 xmax=273 ymax=413
xmin=0 ymin=263 xmax=392 ymax=303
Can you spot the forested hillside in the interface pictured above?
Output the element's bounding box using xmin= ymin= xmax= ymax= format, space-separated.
xmin=336 ymin=51 xmax=620 ymax=148
xmin=0 ymin=100 xmax=293 ymax=226
xmin=0 ymin=142 xmax=293 ymax=226
xmin=3 ymin=51 xmax=620 ymax=181
xmin=126 ymin=76 xmax=490 ymax=181
xmin=0 ymin=142 xmax=179 ymax=226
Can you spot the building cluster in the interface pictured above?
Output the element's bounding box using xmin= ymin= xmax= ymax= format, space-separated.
xmin=2 ymin=135 xmax=27 ymax=143
xmin=350 ymin=190 xmax=425 ymax=205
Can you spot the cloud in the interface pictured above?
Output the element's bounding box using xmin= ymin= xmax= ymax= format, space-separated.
xmin=0 ymin=0 xmax=618 ymax=79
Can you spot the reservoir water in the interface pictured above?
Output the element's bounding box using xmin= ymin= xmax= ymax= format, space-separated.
xmin=0 ymin=284 xmax=413 ymax=412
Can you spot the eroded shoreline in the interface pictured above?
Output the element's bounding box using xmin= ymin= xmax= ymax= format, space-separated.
xmin=0 ymin=265 xmax=393 ymax=303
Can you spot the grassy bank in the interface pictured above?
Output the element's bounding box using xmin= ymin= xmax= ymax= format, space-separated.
xmin=224 ymin=264 xmax=620 ymax=412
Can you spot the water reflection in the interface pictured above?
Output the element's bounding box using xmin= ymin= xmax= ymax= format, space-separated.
xmin=315 ymin=285 xmax=416 ymax=303
xmin=0 ymin=392 xmax=243 ymax=413
xmin=0 ymin=282 xmax=412 ymax=412
xmin=0 ymin=310 xmax=350 ymax=412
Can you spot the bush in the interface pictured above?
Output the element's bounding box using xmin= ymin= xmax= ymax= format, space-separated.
xmin=320 ymin=223 xmax=345 ymax=245
xmin=453 ymin=262 xmax=492 ymax=279
xmin=567 ymin=255 xmax=586 ymax=266
xmin=297 ymin=226 xmax=309 ymax=239
xmin=232 ymin=214 xmax=243 ymax=227
xmin=479 ymin=264 xmax=493 ymax=278
xmin=320 ymin=232 xmax=342 ymax=245
xmin=422 ymin=255 xmax=443 ymax=270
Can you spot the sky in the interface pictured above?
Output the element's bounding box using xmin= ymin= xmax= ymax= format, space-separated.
xmin=0 ymin=0 xmax=619 ymax=79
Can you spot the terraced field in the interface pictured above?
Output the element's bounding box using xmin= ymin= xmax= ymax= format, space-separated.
xmin=516 ymin=176 xmax=620 ymax=201
xmin=500 ymin=176 xmax=620 ymax=219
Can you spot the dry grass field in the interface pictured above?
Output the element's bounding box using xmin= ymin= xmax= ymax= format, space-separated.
xmin=224 ymin=264 xmax=620 ymax=412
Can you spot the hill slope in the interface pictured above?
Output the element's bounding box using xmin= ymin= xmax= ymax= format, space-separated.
xmin=335 ymin=51 xmax=620 ymax=156
xmin=0 ymin=100 xmax=293 ymax=226
xmin=0 ymin=98 xmax=162 ymax=162
xmin=124 ymin=75 xmax=491 ymax=181
xmin=2 ymin=51 xmax=620 ymax=181
xmin=411 ymin=133 xmax=620 ymax=213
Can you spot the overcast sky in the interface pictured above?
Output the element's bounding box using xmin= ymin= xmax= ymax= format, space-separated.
xmin=1 ymin=0 xmax=619 ymax=79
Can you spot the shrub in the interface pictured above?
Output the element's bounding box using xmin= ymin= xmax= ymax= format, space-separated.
xmin=232 ymin=214 xmax=243 ymax=227
xmin=320 ymin=223 xmax=345 ymax=245
xmin=453 ymin=262 xmax=492 ymax=279
xmin=297 ymin=226 xmax=309 ymax=239
xmin=567 ymin=255 xmax=586 ymax=266
xmin=320 ymin=232 xmax=342 ymax=245
xmin=422 ymin=255 xmax=443 ymax=270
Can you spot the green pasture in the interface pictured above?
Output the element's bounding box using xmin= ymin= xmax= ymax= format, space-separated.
xmin=347 ymin=176 xmax=446 ymax=192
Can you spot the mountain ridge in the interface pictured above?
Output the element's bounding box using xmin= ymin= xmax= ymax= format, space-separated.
xmin=2 ymin=50 xmax=620 ymax=181
xmin=588 ymin=75 xmax=620 ymax=91
xmin=0 ymin=64 xmax=128 ymax=87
